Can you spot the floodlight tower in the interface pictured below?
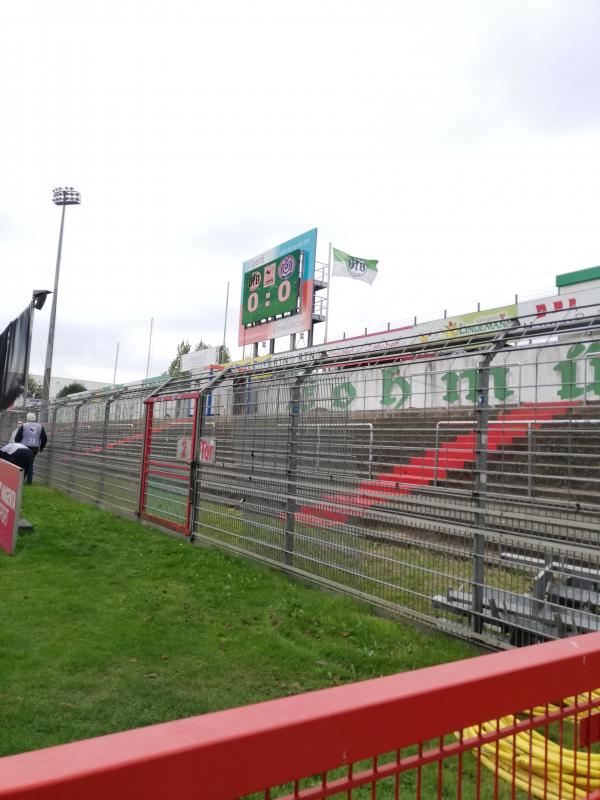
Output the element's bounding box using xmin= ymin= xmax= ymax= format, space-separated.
xmin=42 ymin=187 xmax=81 ymax=409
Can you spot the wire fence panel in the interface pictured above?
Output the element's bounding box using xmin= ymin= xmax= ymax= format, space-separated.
xmin=0 ymin=386 xmax=149 ymax=516
xmin=191 ymin=320 xmax=600 ymax=649
xmin=3 ymin=316 xmax=600 ymax=648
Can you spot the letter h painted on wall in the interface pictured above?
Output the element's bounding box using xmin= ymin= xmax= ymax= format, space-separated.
xmin=442 ymin=367 xmax=513 ymax=405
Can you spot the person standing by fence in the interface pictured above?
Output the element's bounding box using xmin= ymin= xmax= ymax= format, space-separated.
xmin=15 ymin=412 xmax=47 ymax=485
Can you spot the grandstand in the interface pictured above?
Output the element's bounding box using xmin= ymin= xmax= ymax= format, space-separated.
xmin=3 ymin=268 xmax=600 ymax=648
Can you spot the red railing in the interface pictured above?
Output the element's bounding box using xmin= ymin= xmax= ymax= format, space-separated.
xmin=1 ymin=633 xmax=600 ymax=799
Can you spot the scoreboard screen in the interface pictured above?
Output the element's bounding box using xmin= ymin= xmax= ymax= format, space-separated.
xmin=239 ymin=229 xmax=317 ymax=346
xmin=241 ymin=249 xmax=302 ymax=325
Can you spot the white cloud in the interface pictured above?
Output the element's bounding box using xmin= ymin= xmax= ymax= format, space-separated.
xmin=0 ymin=0 xmax=598 ymax=383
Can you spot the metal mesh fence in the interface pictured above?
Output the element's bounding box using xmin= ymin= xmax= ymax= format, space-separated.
xmin=4 ymin=313 xmax=600 ymax=648
xmin=0 ymin=383 xmax=149 ymax=515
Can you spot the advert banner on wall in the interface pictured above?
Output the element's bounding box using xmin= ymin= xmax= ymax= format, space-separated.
xmin=0 ymin=460 xmax=23 ymax=555
xmin=238 ymin=228 xmax=318 ymax=346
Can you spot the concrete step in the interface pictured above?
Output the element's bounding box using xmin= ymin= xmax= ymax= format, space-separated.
xmin=18 ymin=517 xmax=34 ymax=534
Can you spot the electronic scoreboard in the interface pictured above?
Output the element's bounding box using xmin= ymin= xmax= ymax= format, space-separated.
xmin=238 ymin=228 xmax=318 ymax=347
xmin=241 ymin=249 xmax=303 ymax=325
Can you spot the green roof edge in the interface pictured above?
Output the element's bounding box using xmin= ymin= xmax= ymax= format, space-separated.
xmin=556 ymin=266 xmax=600 ymax=288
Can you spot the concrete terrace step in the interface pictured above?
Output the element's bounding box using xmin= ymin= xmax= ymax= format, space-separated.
xmin=296 ymin=402 xmax=577 ymax=525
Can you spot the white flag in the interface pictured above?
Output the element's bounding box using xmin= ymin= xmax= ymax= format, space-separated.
xmin=331 ymin=247 xmax=378 ymax=284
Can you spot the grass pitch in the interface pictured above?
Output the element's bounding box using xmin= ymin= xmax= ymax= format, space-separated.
xmin=0 ymin=485 xmax=479 ymax=758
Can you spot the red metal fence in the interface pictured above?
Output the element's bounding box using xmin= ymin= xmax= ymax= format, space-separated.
xmin=1 ymin=633 xmax=600 ymax=799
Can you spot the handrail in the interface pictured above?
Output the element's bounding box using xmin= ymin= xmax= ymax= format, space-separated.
xmin=433 ymin=417 xmax=600 ymax=488
xmin=278 ymin=422 xmax=374 ymax=477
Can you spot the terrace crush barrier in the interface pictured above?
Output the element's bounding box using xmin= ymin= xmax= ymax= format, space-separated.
xmin=1 ymin=632 xmax=600 ymax=798
xmin=295 ymin=401 xmax=576 ymax=525
xmin=3 ymin=312 xmax=600 ymax=647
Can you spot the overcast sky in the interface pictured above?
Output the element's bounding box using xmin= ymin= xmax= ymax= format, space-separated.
xmin=1 ymin=1 xmax=599 ymax=385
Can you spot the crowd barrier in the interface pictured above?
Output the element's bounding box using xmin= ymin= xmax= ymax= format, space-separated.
xmin=1 ymin=633 xmax=599 ymax=798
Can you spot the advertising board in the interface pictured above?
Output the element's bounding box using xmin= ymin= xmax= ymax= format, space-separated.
xmin=238 ymin=228 xmax=318 ymax=346
xmin=180 ymin=346 xmax=220 ymax=372
xmin=232 ymin=284 xmax=600 ymax=368
xmin=0 ymin=460 xmax=23 ymax=555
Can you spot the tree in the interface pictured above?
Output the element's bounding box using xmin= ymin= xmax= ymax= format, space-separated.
xmin=26 ymin=376 xmax=42 ymax=399
xmin=56 ymin=382 xmax=88 ymax=399
xmin=168 ymin=340 xmax=191 ymax=376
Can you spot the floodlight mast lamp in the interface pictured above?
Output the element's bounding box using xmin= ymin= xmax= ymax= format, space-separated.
xmin=42 ymin=187 xmax=81 ymax=410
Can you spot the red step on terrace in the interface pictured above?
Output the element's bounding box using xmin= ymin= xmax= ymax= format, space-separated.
xmin=296 ymin=402 xmax=576 ymax=526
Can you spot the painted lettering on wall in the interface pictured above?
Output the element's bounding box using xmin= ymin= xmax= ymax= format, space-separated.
xmin=381 ymin=367 xmax=411 ymax=409
xmin=291 ymin=343 xmax=600 ymax=415
xmin=441 ymin=368 xmax=513 ymax=404
xmin=332 ymin=382 xmax=357 ymax=409
xmin=554 ymin=342 xmax=600 ymax=400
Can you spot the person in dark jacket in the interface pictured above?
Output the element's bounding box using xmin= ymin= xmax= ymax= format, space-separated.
xmin=0 ymin=442 xmax=33 ymax=477
xmin=15 ymin=412 xmax=47 ymax=485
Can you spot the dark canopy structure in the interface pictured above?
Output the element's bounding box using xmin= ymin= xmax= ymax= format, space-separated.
xmin=0 ymin=304 xmax=32 ymax=412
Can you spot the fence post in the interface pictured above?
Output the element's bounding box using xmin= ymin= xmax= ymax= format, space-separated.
xmin=45 ymin=404 xmax=58 ymax=486
xmin=284 ymin=380 xmax=301 ymax=566
xmin=527 ymin=423 xmax=533 ymax=497
xmin=188 ymin=394 xmax=203 ymax=536
xmin=284 ymin=357 xmax=327 ymax=567
xmin=98 ymin=397 xmax=113 ymax=502
xmin=471 ymin=323 xmax=519 ymax=635
xmin=472 ymin=360 xmax=490 ymax=634
xmin=69 ymin=402 xmax=82 ymax=493
xmin=137 ymin=400 xmax=154 ymax=518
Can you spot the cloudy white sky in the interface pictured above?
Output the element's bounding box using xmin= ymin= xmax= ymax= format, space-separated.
xmin=1 ymin=0 xmax=599 ymax=384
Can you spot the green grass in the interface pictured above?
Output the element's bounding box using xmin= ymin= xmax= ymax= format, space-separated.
xmin=196 ymin=498 xmax=532 ymax=619
xmin=0 ymin=485 xmax=481 ymax=759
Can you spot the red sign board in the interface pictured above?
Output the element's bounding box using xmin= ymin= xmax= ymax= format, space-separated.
xmin=176 ymin=436 xmax=192 ymax=461
xmin=0 ymin=460 xmax=23 ymax=555
xmin=199 ymin=437 xmax=216 ymax=463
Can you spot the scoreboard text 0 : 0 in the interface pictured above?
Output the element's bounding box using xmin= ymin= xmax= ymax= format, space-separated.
xmin=242 ymin=249 xmax=303 ymax=325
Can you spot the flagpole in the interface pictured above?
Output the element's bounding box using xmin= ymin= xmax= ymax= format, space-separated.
xmin=113 ymin=341 xmax=120 ymax=387
xmin=324 ymin=242 xmax=332 ymax=343
xmin=221 ymin=280 xmax=230 ymax=363
xmin=145 ymin=317 xmax=153 ymax=378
